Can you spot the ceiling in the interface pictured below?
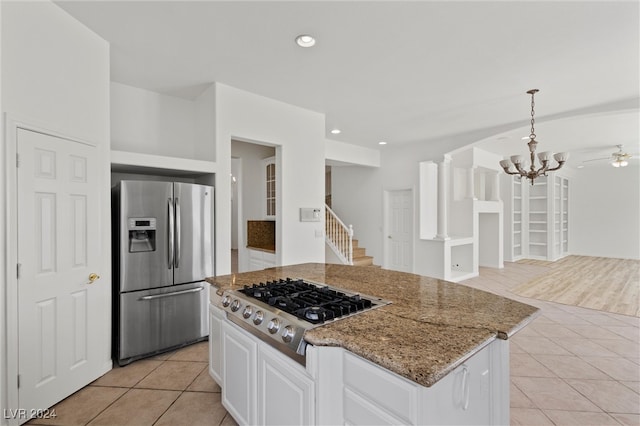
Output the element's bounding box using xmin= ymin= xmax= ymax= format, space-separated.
xmin=56 ymin=1 xmax=639 ymax=167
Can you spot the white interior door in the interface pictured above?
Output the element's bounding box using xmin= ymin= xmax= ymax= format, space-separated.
xmin=17 ymin=128 xmax=106 ymax=418
xmin=385 ymin=189 xmax=413 ymax=273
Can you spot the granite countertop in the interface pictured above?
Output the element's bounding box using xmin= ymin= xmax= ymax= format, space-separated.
xmin=206 ymin=263 xmax=539 ymax=387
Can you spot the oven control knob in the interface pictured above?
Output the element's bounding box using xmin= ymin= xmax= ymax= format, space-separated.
xmin=253 ymin=310 xmax=264 ymax=325
xmin=221 ymin=295 xmax=231 ymax=307
xmin=230 ymin=299 xmax=241 ymax=312
xmin=242 ymin=305 xmax=253 ymax=319
xmin=267 ymin=318 xmax=281 ymax=334
xmin=281 ymin=326 xmax=295 ymax=343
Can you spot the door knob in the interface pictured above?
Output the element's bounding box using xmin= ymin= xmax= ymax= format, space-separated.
xmin=88 ymin=273 xmax=100 ymax=284
xmin=388 ymin=235 xmax=392 ymax=239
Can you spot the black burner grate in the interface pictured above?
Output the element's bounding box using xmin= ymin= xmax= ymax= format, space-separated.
xmin=239 ymin=278 xmax=373 ymax=324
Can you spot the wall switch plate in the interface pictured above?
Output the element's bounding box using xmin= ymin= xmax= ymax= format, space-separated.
xmin=300 ymin=207 xmax=322 ymax=222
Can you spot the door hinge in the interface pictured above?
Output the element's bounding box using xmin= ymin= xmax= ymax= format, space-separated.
xmin=17 ymin=374 xmax=20 ymax=389
xmin=17 ymin=263 xmax=21 ymax=279
xmin=16 ymin=153 xmax=20 ymax=168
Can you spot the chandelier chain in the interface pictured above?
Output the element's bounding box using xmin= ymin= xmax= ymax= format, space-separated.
xmin=529 ymin=91 xmax=536 ymax=139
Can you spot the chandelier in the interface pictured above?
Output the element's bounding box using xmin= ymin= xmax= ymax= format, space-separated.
xmin=499 ymin=89 xmax=568 ymax=184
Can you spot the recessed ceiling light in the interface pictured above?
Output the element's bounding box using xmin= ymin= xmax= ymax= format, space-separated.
xmin=379 ymin=141 xmax=387 ymax=145
xmin=577 ymin=165 xmax=585 ymax=169
xmin=295 ymin=34 xmax=316 ymax=48
xmin=521 ymin=136 xmax=530 ymax=140
xmin=330 ymin=129 xmax=341 ymax=135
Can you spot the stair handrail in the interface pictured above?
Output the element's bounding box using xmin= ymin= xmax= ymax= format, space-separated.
xmin=325 ymin=204 xmax=353 ymax=265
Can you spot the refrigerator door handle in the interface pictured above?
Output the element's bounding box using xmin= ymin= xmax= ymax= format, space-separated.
xmin=138 ymin=285 xmax=205 ymax=301
xmin=168 ymin=197 xmax=174 ymax=269
xmin=175 ymin=197 xmax=181 ymax=268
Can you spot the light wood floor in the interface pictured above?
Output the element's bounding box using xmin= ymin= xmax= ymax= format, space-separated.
xmin=512 ymin=256 xmax=640 ymax=317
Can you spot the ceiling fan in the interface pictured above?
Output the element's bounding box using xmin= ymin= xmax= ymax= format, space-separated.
xmin=582 ymin=144 xmax=632 ymax=168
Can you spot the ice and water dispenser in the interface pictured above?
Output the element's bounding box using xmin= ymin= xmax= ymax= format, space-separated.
xmin=128 ymin=218 xmax=157 ymax=252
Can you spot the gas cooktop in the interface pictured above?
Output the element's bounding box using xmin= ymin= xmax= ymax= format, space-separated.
xmin=216 ymin=278 xmax=391 ymax=364
xmin=239 ymin=278 xmax=378 ymax=324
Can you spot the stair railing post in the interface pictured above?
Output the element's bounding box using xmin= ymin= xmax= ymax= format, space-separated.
xmin=324 ymin=203 xmax=356 ymax=266
xmin=348 ymin=224 xmax=354 ymax=265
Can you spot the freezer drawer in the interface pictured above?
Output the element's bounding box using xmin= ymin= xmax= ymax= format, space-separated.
xmin=117 ymin=282 xmax=209 ymax=365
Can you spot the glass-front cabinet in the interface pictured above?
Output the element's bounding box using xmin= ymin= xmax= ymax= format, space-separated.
xmin=264 ymin=156 xmax=276 ymax=219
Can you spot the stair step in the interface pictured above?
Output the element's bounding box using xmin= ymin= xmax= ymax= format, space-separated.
xmin=352 ymin=247 xmax=366 ymax=257
xmin=352 ymin=256 xmax=374 ymax=266
xmin=352 ymin=239 xmax=359 ymax=248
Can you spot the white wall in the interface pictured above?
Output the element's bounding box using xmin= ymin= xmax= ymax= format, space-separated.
xmin=214 ymin=84 xmax=326 ymax=273
xmin=195 ymin=84 xmax=216 ymax=162
xmin=332 ymin=138 xmax=464 ymax=267
xmin=570 ymin=165 xmax=640 ymax=259
xmin=231 ymin=158 xmax=240 ymax=249
xmin=1 ymin=0 xmax=110 ymax=419
xmin=334 ymin=127 xmax=640 ymax=270
xmin=111 ymin=81 xmax=197 ymax=158
xmin=326 ymin=139 xmax=380 ymax=167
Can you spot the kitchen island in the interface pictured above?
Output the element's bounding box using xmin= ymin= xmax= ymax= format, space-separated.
xmin=206 ymin=263 xmax=538 ymax=425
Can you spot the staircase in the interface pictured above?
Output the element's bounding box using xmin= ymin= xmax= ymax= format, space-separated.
xmin=350 ymin=239 xmax=375 ymax=266
xmin=325 ymin=204 xmax=375 ymax=266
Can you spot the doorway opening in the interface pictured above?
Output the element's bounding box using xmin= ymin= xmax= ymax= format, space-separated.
xmin=230 ymin=139 xmax=277 ymax=273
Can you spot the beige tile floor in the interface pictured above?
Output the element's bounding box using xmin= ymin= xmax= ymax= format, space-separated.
xmin=30 ymin=261 xmax=639 ymax=425
xmin=28 ymin=342 xmax=236 ymax=426
xmin=462 ymin=262 xmax=640 ymax=426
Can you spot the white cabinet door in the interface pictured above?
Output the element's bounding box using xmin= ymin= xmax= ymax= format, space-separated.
xmin=258 ymin=345 xmax=315 ymax=425
xmin=208 ymin=303 xmax=224 ymax=385
xmin=248 ymin=249 xmax=276 ymax=271
xmin=222 ymin=321 xmax=257 ymax=426
xmin=17 ymin=128 xmax=107 ymax=416
xmin=262 ymin=251 xmax=276 ymax=268
xmin=248 ymin=249 xmax=263 ymax=272
xmin=422 ymin=343 xmax=492 ymax=425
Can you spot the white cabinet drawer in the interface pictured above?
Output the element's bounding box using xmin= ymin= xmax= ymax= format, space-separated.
xmin=344 ymin=388 xmax=406 ymax=426
xmin=343 ymin=351 xmax=418 ymax=424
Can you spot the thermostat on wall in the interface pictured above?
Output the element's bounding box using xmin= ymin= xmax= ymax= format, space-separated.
xmin=300 ymin=208 xmax=322 ymax=222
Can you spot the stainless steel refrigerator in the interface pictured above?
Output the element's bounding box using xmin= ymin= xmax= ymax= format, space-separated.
xmin=112 ymin=180 xmax=214 ymax=365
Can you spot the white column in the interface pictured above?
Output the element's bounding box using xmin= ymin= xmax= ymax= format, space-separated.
xmin=436 ymin=155 xmax=451 ymax=240
xmin=491 ymin=171 xmax=500 ymax=201
xmin=467 ymin=167 xmax=477 ymax=200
